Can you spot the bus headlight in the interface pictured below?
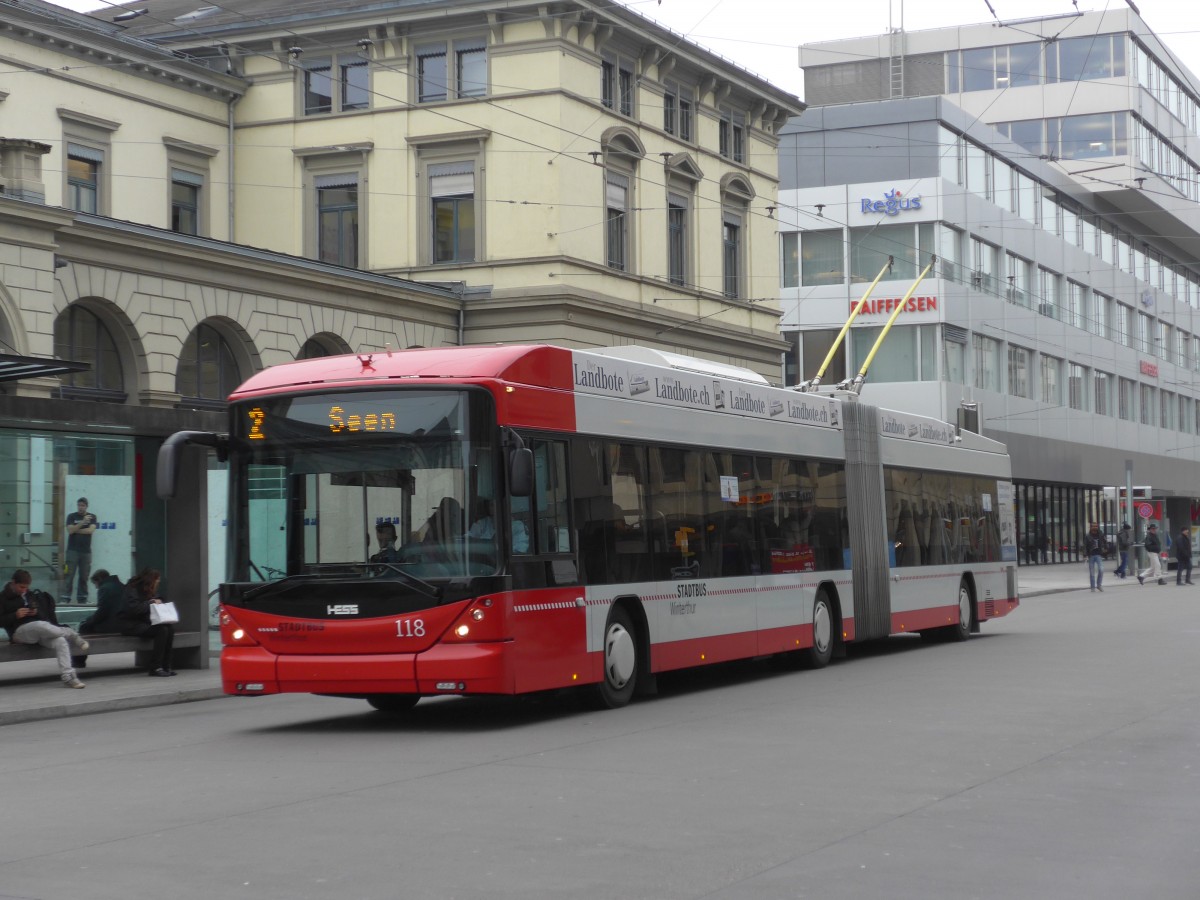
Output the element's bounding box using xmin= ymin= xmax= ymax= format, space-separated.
xmin=455 ymin=624 xmax=470 ymax=638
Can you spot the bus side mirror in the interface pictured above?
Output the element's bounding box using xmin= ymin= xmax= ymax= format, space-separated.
xmin=509 ymin=447 xmax=533 ymax=498
xmin=157 ymin=431 xmax=227 ymax=499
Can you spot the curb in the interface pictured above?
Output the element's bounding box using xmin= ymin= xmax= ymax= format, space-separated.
xmin=0 ymin=687 xmax=227 ymax=727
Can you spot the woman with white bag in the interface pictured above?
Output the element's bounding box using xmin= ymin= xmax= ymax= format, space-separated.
xmin=116 ymin=567 xmax=176 ymax=677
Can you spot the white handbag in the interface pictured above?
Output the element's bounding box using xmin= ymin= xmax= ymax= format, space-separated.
xmin=149 ymin=601 xmax=180 ymax=625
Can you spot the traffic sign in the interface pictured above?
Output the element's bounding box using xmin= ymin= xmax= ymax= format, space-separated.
xmin=1137 ymin=502 xmax=1154 ymax=519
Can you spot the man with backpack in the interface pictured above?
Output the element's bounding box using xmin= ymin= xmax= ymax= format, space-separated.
xmin=0 ymin=569 xmax=89 ymax=687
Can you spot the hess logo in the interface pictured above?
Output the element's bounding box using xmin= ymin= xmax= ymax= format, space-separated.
xmin=327 ymin=604 xmax=359 ymax=616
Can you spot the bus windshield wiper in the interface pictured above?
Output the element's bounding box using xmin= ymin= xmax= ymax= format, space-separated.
xmin=361 ymin=563 xmax=443 ymax=601
xmin=241 ymin=565 xmax=441 ymax=603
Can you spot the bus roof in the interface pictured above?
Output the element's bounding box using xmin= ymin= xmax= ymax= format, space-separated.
xmin=228 ymin=344 xmax=1008 ymax=459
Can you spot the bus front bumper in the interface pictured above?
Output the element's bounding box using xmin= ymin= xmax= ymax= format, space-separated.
xmin=221 ymin=643 xmax=514 ymax=696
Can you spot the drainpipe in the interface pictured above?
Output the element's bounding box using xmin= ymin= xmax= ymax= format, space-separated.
xmin=457 ymin=281 xmax=466 ymax=346
xmin=226 ymin=92 xmax=241 ymax=241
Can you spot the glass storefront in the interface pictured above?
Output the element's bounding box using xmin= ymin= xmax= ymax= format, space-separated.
xmin=1014 ymin=481 xmax=1111 ymax=565
xmin=0 ymin=431 xmax=136 ymax=603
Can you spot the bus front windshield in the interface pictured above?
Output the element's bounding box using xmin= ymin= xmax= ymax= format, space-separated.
xmin=229 ymin=389 xmax=499 ymax=583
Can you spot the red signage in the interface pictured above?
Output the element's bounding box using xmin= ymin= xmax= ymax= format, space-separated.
xmin=851 ymin=296 xmax=938 ymax=316
xmin=1140 ymin=360 xmax=1159 ymax=377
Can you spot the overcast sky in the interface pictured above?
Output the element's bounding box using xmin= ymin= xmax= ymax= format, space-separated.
xmin=42 ymin=0 xmax=1200 ymax=97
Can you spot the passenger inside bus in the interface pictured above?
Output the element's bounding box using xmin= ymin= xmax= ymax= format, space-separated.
xmin=467 ymin=498 xmax=530 ymax=554
xmin=418 ymin=497 xmax=463 ymax=547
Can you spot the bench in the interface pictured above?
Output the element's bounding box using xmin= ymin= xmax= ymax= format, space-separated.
xmin=0 ymin=632 xmax=205 ymax=670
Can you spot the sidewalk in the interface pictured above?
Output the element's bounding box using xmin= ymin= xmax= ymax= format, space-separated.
xmin=0 ymin=651 xmax=224 ymax=727
xmin=0 ymin=563 xmax=1134 ymax=726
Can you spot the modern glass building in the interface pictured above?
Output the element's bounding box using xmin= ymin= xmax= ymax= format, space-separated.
xmin=780 ymin=8 xmax=1200 ymax=563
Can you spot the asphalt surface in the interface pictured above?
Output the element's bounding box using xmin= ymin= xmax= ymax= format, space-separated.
xmin=0 ymin=563 xmax=1133 ymax=727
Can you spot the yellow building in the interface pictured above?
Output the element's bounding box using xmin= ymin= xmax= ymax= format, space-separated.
xmin=111 ymin=0 xmax=804 ymax=375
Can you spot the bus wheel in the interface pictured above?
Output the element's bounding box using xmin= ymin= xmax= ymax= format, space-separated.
xmin=948 ymin=580 xmax=973 ymax=642
xmin=590 ymin=606 xmax=639 ymax=709
xmin=803 ymin=590 xmax=834 ymax=669
xmin=366 ymin=694 xmax=420 ymax=713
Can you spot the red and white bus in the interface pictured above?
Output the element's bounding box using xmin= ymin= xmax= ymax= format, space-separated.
xmin=160 ymin=344 xmax=1019 ymax=711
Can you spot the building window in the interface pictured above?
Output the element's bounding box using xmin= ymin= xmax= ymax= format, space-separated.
xmin=1067 ymin=280 xmax=1086 ymax=330
xmin=303 ymin=59 xmax=333 ymax=114
xmin=1094 ymin=371 xmax=1112 ymax=416
xmin=430 ymin=162 xmax=476 ymax=263
xmin=601 ymin=54 xmax=635 ymax=116
xmin=170 ymin=169 xmax=202 ymax=235
xmin=722 ymin=214 xmax=742 ymax=299
xmin=53 ymin=305 xmax=125 ymax=401
xmin=944 ymin=332 xmax=966 ymax=385
xmin=781 ymin=232 xmax=799 ymax=288
xmin=719 ymin=108 xmax=745 ymax=163
xmin=301 ymin=56 xmax=367 ymax=114
xmin=1068 ymin=363 xmax=1088 ymax=411
xmin=66 ymin=144 xmax=101 ymax=214
xmin=417 ymin=39 xmax=486 ymax=103
xmin=1006 ymin=252 xmax=1032 ymax=307
xmin=177 ymin=322 xmax=240 ymax=407
xmin=418 ymin=45 xmax=448 ymax=102
xmin=1041 ymin=355 xmax=1062 ymax=405
xmin=316 ymin=175 xmax=358 ymax=267
xmin=973 ymin=334 xmax=1002 ymax=392
xmin=1119 ymin=377 xmax=1135 ymax=421
xmin=854 ymin=223 xmax=933 ymax=283
xmin=1008 ymin=345 xmax=1030 ymax=398
xmin=667 ymin=192 xmax=688 ymax=286
xmin=802 ymin=229 xmax=844 ymax=286
xmin=605 ymin=172 xmax=629 ymax=271
xmin=1038 ymin=267 xmax=1061 ymax=319
xmin=662 ymin=81 xmax=694 ymax=141
xmin=1140 ymin=384 xmax=1156 ymax=425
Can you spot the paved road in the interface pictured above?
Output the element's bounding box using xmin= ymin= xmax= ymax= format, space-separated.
xmin=4 ymin=583 xmax=1200 ymax=899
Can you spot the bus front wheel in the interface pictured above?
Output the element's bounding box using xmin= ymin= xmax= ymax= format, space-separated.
xmin=590 ymin=606 xmax=639 ymax=709
xmin=366 ymin=694 xmax=420 ymax=713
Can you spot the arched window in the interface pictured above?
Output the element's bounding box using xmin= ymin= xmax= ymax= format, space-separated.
xmin=720 ymin=175 xmax=755 ymax=300
xmin=600 ymin=127 xmax=644 ymax=273
xmin=298 ymin=337 xmax=333 ymax=359
xmin=177 ymin=322 xmax=240 ymax=406
xmin=53 ymin=305 xmax=125 ymax=401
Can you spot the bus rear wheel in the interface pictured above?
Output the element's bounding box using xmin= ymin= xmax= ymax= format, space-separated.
xmin=366 ymin=694 xmax=420 ymax=713
xmin=589 ymin=606 xmax=639 ymax=709
xmin=803 ymin=590 xmax=834 ymax=668
xmin=948 ymin=580 xmax=973 ymax=642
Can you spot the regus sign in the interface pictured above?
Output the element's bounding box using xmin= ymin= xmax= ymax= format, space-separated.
xmin=861 ymin=188 xmax=922 ymax=215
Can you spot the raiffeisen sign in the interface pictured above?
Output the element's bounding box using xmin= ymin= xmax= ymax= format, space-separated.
xmin=861 ymin=188 xmax=922 ymax=215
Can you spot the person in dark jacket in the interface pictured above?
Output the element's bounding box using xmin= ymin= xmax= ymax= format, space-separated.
xmin=80 ymin=569 xmax=124 ymax=634
xmin=117 ymin=567 xmax=176 ymax=676
xmin=1175 ymin=526 xmax=1193 ymax=586
xmin=1138 ymin=524 xmax=1166 ymax=585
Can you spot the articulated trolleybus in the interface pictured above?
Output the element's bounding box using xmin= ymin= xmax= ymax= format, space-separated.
xmin=159 ymin=344 xmax=1019 ymax=711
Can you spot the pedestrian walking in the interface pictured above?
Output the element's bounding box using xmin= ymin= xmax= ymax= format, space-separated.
xmin=1083 ymin=522 xmax=1105 ymax=592
xmin=1175 ymin=526 xmax=1193 ymax=586
xmin=1114 ymin=523 xmax=1133 ymax=578
xmin=1138 ymin=523 xmax=1166 ymax=585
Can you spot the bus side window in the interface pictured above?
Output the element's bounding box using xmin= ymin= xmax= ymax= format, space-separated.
xmin=530 ymin=439 xmax=570 ymax=554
